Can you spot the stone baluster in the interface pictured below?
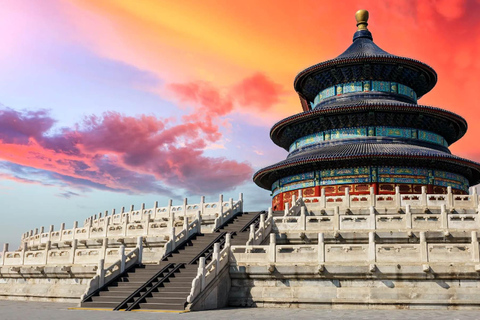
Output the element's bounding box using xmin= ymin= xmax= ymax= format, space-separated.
xmin=198 ymin=257 xmax=206 ymax=291
xmin=101 ymin=238 xmax=108 ymax=260
xmin=369 ymin=206 xmax=376 ymax=230
xmin=345 ymin=187 xmax=350 ymax=209
xmin=225 ymin=233 xmax=231 ymax=248
xmin=249 ymin=225 xmax=255 ymax=245
xmin=196 ymin=211 xmax=202 ymax=234
xmin=268 ymin=207 xmax=273 ymax=219
xmin=48 ymin=225 xmax=53 ymax=242
xmin=72 ymin=221 xmax=78 ymax=241
xmin=98 ymin=259 xmax=105 ymax=286
xmin=395 ymin=186 xmax=401 ymax=209
xmin=168 ymin=227 xmax=176 ymax=254
xmin=292 ymin=194 xmax=296 ymax=209
xmin=219 ymin=194 xmax=224 ymax=224
xmin=259 ymin=213 xmax=266 ymax=232
xmin=368 ymin=232 xmax=376 ymax=264
xmin=473 ymin=187 xmax=479 ymax=208
xmin=239 ymin=193 xmax=244 ymax=212
xmin=167 ymin=199 xmax=173 ymax=221
xmin=269 ymin=233 xmax=276 ymax=263
xmin=447 ymin=186 xmax=453 ymax=209
xmin=213 ymin=243 xmax=220 ymax=274
xmin=300 ymin=207 xmax=306 ymax=231
xmin=183 ymin=216 xmax=189 ymax=234
xmin=440 ymin=204 xmax=448 ymax=230
xmin=405 ymin=204 xmax=412 ymax=229
xmin=200 ymin=196 xmax=205 ymax=216
xmin=2 ymin=243 xmax=8 ymax=265
xmin=59 ymin=223 xmax=65 ymax=241
xmin=284 ymin=203 xmax=289 ymax=217
xmin=86 ymin=218 xmax=92 ymax=239
xmin=183 ymin=198 xmax=188 ymax=219
xmin=229 ymin=198 xmax=234 ymax=215
xmin=334 ymin=206 xmax=340 ymax=231
xmin=318 ymin=233 xmax=325 ymax=264
xmin=152 ymin=201 xmax=158 ymax=220
xmin=421 ymin=186 xmax=427 ymax=208
xmin=420 ymin=231 xmax=428 ymax=264
xmin=70 ymin=239 xmax=77 ymax=264
xmin=21 ymin=242 xmax=27 ymax=265
xmin=43 ymin=240 xmax=50 ymax=265
xmin=119 ymin=245 xmax=126 ymax=273
xmin=472 ymin=231 xmax=479 ymax=263
xmin=370 ymin=186 xmax=376 ymax=207
xmin=123 ymin=214 xmax=129 ymax=237
xmin=321 ymin=188 xmax=326 ymax=209
xmin=137 ymin=236 xmax=143 ymax=265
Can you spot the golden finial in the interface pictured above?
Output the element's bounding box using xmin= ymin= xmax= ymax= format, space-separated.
xmin=355 ymin=9 xmax=369 ymax=31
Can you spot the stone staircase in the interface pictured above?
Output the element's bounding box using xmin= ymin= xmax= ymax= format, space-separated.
xmin=80 ymin=211 xmax=262 ymax=311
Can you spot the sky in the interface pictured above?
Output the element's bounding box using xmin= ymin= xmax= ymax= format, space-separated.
xmin=1 ymin=0 xmax=480 ymax=249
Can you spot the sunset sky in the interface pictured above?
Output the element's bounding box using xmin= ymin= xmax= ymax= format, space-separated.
xmin=1 ymin=0 xmax=479 ymax=248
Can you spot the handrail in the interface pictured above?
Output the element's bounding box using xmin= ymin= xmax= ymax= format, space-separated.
xmin=188 ymin=232 xmax=226 ymax=265
xmin=81 ymin=262 xmax=137 ymax=303
xmin=238 ymin=211 xmax=263 ymax=233
xmin=113 ymin=263 xmax=173 ymax=311
xmin=193 ymin=233 xmax=228 ymax=264
xmin=125 ymin=263 xmax=185 ymax=311
xmin=213 ymin=210 xmax=241 ymax=232
xmin=161 ymin=230 xmax=199 ymax=262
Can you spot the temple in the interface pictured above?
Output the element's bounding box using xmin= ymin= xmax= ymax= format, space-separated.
xmin=254 ymin=10 xmax=480 ymax=211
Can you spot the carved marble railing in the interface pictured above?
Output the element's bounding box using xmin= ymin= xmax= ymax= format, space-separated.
xmin=247 ymin=209 xmax=273 ymax=246
xmin=230 ymin=231 xmax=480 ymax=271
xmin=1 ymin=212 xmax=203 ymax=268
xmin=273 ymin=203 xmax=480 ymax=232
xmin=299 ymin=186 xmax=478 ymax=212
xmin=187 ymin=234 xmax=231 ymax=304
xmin=19 ymin=194 xmax=243 ymax=250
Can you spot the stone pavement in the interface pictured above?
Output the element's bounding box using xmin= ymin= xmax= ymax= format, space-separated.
xmin=1 ymin=300 xmax=480 ymax=320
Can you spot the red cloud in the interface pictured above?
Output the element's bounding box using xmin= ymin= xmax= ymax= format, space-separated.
xmin=168 ymin=72 xmax=285 ymax=116
xmin=233 ymin=73 xmax=284 ymax=111
xmin=0 ymin=107 xmax=253 ymax=195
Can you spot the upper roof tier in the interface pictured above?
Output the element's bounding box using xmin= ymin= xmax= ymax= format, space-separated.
xmin=294 ymin=10 xmax=437 ymax=111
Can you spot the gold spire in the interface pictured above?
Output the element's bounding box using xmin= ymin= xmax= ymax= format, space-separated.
xmin=355 ymin=9 xmax=369 ymax=31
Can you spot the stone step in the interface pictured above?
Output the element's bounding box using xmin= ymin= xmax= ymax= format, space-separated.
xmin=148 ymin=292 xmax=189 ymax=299
xmin=143 ymin=296 xmax=186 ymax=304
xmin=154 ymin=286 xmax=191 ymax=293
xmin=80 ymin=301 xmax=118 ymax=309
xmin=98 ymin=290 xmax=135 ymax=297
xmin=139 ymin=302 xmax=185 ymax=310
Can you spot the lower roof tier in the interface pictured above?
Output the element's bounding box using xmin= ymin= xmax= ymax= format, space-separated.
xmin=270 ymin=100 xmax=467 ymax=149
xmin=253 ymin=142 xmax=480 ymax=190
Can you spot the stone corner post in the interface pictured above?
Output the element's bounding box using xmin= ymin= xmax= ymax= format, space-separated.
xmin=119 ymin=245 xmax=126 ymax=273
xmin=136 ymin=236 xmax=143 ymax=265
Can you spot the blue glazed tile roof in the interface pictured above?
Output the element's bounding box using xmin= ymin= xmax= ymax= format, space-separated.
xmin=294 ymin=29 xmax=437 ymax=105
xmin=253 ymin=142 xmax=480 ymax=190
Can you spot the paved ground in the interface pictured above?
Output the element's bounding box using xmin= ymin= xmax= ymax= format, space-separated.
xmin=1 ymin=300 xmax=480 ymax=320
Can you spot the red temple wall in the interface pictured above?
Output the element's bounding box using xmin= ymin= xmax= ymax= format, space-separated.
xmin=272 ymin=183 xmax=467 ymax=211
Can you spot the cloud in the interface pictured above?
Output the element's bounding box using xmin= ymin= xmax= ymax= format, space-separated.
xmin=233 ymin=73 xmax=284 ymax=111
xmin=168 ymin=72 xmax=285 ymax=117
xmin=57 ymin=191 xmax=80 ymax=199
xmin=0 ymin=107 xmax=253 ymax=196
